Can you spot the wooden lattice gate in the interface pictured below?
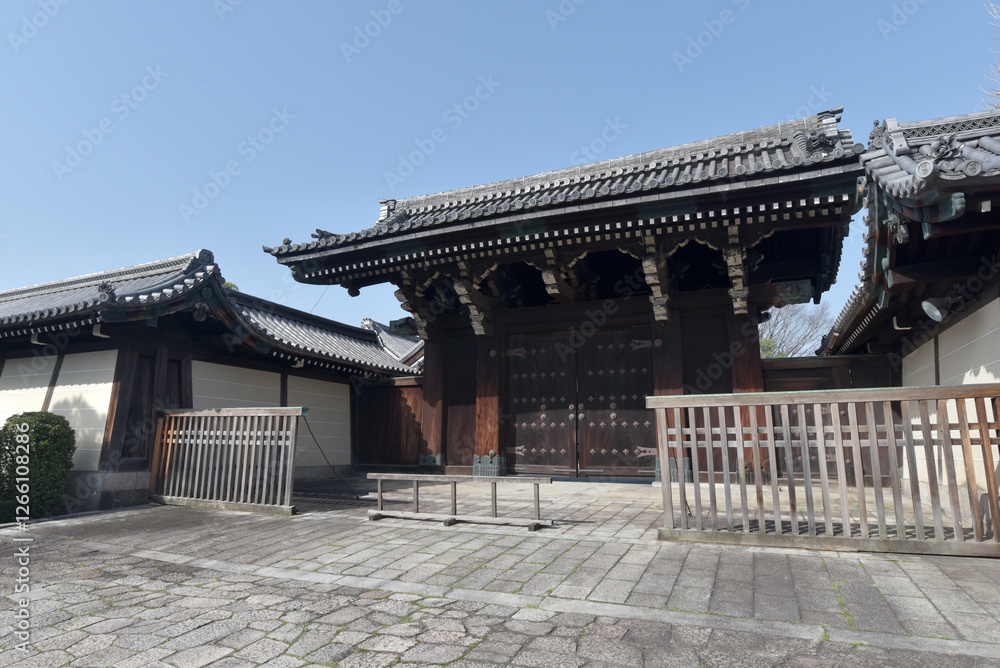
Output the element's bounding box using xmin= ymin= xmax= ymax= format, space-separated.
xmin=149 ymin=407 xmax=305 ymax=515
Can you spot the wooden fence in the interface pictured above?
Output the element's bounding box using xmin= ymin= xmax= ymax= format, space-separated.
xmin=149 ymin=407 xmax=305 ymax=515
xmin=647 ymin=386 xmax=1000 ymax=557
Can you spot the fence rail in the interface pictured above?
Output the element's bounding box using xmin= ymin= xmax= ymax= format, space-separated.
xmin=647 ymin=386 xmax=1000 ymax=557
xmin=149 ymin=407 xmax=305 ymax=514
xmin=366 ymin=473 xmax=553 ymax=531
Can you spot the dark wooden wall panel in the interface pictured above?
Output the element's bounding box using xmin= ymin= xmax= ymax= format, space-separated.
xmin=445 ymin=336 xmax=477 ymax=466
xmin=420 ymin=340 xmax=444 ymax=460
xmin=474 ymin=337 xmax=500 ymax=458
xmin=761 ymin=355 xmax=894 ymax=392
xmin=357 ymin=385 xmax=423 ymax=467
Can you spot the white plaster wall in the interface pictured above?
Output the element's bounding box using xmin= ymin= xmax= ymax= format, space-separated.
xmin=939 ymin=296 xmax=1000 ymax=386
xmin=287 ymin=375 xmax=351 ymax=471
xmin=47 ymin=350 xmax=117 ymax=471
xmin=191 ymin=361 xmax=280 ymax=409
xmin=901 ymin=341 xmax=935 ymax=388
xmin=0 ymin=355 xmax=56 ymax=427
xmin=896 ymin=301 xmax=1000 ymax=526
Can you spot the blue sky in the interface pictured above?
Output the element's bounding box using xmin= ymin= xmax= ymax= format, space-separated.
xmin=1 ymin=1 xmax=994 ymax=329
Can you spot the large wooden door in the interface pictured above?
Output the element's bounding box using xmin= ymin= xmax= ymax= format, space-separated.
xmin=506 ymin=334 xmax=578 ymax=474
xmin=577 ymin=328 xmax=657 ymax=477
xmin=506 ymin=327 xmax=656 ymax=477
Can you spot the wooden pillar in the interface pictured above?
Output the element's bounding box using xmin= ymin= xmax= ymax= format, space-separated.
xmin=420 ymin=339 xmax=444 ymax=465
xmin=729 ymin=312 xmax=764 ymax=393
xmin=729 ymin=312 xmax=766 ymax=481
xmin=651 ymin=315 xmax=684 ymax=483
xmin=474 ymin=336 xmax=500 ymax=463
xmin=651 ymin=316 xmax=683 ymax=396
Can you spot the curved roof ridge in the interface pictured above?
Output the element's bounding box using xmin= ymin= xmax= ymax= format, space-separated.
xmin=0 ymin=250 xmax=213 ymax=303
xmin=394 ymin=107 xmax=848 ymax=213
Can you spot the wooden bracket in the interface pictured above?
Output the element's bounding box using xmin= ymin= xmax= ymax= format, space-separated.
xmin=451 ymin=277 xmax=493 ymax=336
xmin=724 ymin=229 xmax=749 ymax=315
xmin=527 ymin=249 xmax=579 ymax=305
xmin=641 ymin=234 xmax=671 ymax=322
xmin=391 ymin=284 xmax=432 ymax=340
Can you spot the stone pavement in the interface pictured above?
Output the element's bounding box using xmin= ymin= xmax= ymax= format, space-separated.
xmin=2 ymin=478 xmax=1000 ymax=667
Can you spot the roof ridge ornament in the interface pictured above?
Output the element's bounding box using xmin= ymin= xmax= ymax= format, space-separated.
xmin=97 ymin=281 xmax=116 ymax=302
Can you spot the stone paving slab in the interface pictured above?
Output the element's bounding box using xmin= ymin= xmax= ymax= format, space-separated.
xmin=2 ymin=479 xmax=1000 ymax=666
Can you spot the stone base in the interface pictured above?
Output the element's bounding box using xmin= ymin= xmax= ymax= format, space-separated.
xmin=62 ymin=470 xmax=151 ymax=514
xmin=472 ymin=454 xmax=506 ymax=476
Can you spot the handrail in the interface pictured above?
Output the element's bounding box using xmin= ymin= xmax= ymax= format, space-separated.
xmin=647 ymin=384 xmax=1000 ymax=409
xmin=646 ymin=387 xmax=1000 ymax=557
xmin=366 ymin=473 xmax=553 ymax=531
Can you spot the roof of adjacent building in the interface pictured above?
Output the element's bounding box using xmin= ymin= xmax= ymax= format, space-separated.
xmin=822 ymin=109 xmax=1000 ymax=356
xmin=360 ymin=318 xmax=424 ymax=363
xmin=266 ymin=106 xmax=864 ymax=259
xmin=0 ymin=250 xmax=420 ymax=376
xmin=0 ymin=251 xmax=221 ymax=326
xmin=862 ymin=109 xmax=1000 ymax=202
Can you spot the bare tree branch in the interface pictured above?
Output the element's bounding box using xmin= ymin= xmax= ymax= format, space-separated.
xmin=984 ymin=2 xmax=1000 ymax=108
xmin=758 ymin=302 xmax=834 ymax=358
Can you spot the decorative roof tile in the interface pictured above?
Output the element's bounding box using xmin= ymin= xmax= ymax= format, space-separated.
xmin=824 ymin=108 xmax=1000 ymax=355
xmin=863 ymin=109 xmax=1000 ymax=202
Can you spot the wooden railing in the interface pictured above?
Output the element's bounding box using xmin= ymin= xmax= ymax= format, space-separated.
xmin=366 ymin=473 xmax=553 ymax=531
xmin=149 ymin=407 xmax=305 ymax=515
xmin=647 ymin=386 xmax=1000 ymax=557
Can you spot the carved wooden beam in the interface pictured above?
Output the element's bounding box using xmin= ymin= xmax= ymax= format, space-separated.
xmin=885 ymin=257 xmax=981 ymax=289
xmin=392 ymin=285 xmax=431 ymax=340
xmin=641 ymin=234 xmax=670 ymax=322
xmin=747 ymin=280 xmax=813 ymax=307
xmin=526 ymin=249 xmax=578 ymax=305
xmin=451 ymin=277 xmax=493 ymax=336
xmin=723 ymin=229 xmax=749 ymax=315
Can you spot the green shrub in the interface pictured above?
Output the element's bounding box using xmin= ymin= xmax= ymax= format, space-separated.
xmin=0 ymin=412 xmax=76 ymax=522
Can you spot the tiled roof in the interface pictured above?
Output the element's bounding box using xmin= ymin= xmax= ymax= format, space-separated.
xmin=229 ymin=294 xmax=418 ymax=375
xmin=863 ymin=109 xmax=1000 ymax=201
xmin=0 ymin=250 xmax=220 ymax=327
xmin=267 ymin=106 xmax=864 ymax=258
xmin=360 ymin=318 xmax=424 ymax=363
xmin=823 ymin=109 xmax=1000 ymax=355
xmin=0 ymin=251 xmax=417 ymax=376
